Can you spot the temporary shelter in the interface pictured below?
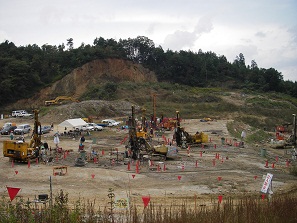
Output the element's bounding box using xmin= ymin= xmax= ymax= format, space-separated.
xmin=58 ymin=118 xmax=87 ymax=129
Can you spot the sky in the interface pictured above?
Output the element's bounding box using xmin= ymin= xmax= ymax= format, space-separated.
xmin=0 ymin=0 xmax=296 ymax=82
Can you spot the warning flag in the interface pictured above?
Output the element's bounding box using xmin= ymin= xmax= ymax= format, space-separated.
xmin=142 ymin=196 xmax=150 ymax=208
xmin=6 ymin=186 xmax=21 ymax=201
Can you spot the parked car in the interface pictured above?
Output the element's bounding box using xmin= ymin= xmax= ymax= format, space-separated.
xmin=101 ymin=119 xmax=121 ymax=127
xmin=88 ymin=123 xmax=103 ymax=131
xmin=1 ymin=125 xmax=17 ymax=135
xmin=38 ymin=125 xmax=51 ymax=134
xmin=14 ymin=124 xmax=31 ymax=135
xmin=76 ymin=124 xmax=94 ymax=131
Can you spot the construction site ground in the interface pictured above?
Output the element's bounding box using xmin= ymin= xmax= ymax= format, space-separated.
xmin=0 ymin=118 xmax=296 ymax=208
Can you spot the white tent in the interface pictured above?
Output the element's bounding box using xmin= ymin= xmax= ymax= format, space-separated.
xmin=58 ymin=118 xmax=87 ymax=129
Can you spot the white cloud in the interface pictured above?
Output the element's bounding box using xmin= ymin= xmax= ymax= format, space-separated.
xmin=0 ymin=0 xmax=296 ymax=81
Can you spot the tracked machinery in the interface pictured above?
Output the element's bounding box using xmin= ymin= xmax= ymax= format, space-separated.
xmin=3 ymin=109 xmax=43 ymax=162
xmin=173 ymin=111 xmax=208 ymax=149
xmin=44 ymin=96 xmax=79 ymax=106
xmin=126 ymin=106 xmax=175 ymax=161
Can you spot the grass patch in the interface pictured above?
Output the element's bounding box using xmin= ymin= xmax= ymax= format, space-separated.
xmin=1 ymin=190 xmax=297 ymax=223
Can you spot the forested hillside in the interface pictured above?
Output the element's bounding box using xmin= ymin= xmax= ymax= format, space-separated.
xmin=0 ymin=36 xmax=296 ymax=107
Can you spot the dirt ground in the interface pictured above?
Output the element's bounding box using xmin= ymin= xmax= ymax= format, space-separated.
xmin=0 ymin=117 xmax=296 ymax=208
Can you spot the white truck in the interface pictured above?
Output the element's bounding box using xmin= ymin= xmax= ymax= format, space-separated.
xmin=11 ymin=110 xmax=33 ymax=117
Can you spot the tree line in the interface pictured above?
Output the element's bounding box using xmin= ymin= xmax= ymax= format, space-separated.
xmin=0 ymin=36 xmax=296 ymax=107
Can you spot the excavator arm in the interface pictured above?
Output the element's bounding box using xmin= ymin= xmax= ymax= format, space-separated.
xmin=45 ymin=96 xmax=79 ymax=106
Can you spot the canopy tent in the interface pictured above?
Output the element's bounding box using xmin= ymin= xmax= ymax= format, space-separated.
xmin=58 ymin=118 xmax=87 ymax=128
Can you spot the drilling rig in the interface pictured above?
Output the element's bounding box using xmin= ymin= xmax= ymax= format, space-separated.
xmin=126 ymin=106 xmax=169 ymax=160
xmin=173 ymin=111 xmax=208 ymax=149
xmin=3 ymin=109 xmax=43 ymax=162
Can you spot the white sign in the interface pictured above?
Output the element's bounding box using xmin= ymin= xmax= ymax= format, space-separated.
xmin=114 ymin=197 xmax=129 ymax=209
xmin=261 ymin=173 xmax=273 ymax=193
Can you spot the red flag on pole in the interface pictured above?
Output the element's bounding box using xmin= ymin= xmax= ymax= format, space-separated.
xmin=6 ymin=186 xmax=21 ymax=201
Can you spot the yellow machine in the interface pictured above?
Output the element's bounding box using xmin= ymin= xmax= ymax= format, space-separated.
xmin=136 ymin=108 xmax=150 ymax=140
xmin=187 ymin=131 xmax=208 ymax=144
xmin=44 ymin=96 xmax=79 ymax=106
xmin=173 ymin=111 xmax=208 ymax=148
xmin=127 ymin=106 xmax=168 ymax=160
xmin=3 ymin=109 xmax=42 ymax=162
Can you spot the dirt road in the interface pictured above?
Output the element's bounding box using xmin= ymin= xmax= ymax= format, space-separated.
xmin=0 ymin=118 xmax=296 ymax=207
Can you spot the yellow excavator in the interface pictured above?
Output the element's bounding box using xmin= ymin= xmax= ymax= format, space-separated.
xmin=44 ymin=96 xmax=79 ymax=106
xmin=3 ymin=109 xmax=42 ymax=162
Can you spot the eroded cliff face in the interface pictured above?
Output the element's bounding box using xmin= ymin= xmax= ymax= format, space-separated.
xmin=11 ymin=58 xmax=158 ymax=108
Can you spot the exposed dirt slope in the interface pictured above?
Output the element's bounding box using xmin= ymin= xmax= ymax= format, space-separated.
xmin=10 ymin=59 xmax=157 ymax=109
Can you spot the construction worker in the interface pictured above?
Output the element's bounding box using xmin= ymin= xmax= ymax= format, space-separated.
xmin=80 ymin=135 xmax=85 ymax=145
xmin=54 ymin=133 xmax=60 ymax=149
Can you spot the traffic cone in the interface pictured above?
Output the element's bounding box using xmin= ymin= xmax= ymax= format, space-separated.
xmin=136 ymin=164 xmax=140 ymax=174
xmin=157 ymin=164 xmax=161 ymax=172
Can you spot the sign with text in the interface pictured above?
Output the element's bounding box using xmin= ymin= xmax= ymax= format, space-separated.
xmin=261 ymin=173 xmax=273 ymax=193
xmin=114 ymin=197 xmax=129 ymax=209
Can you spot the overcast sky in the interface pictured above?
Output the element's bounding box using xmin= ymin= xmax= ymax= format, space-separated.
xmin=1 ymin=0 xmax=296 ymax=81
